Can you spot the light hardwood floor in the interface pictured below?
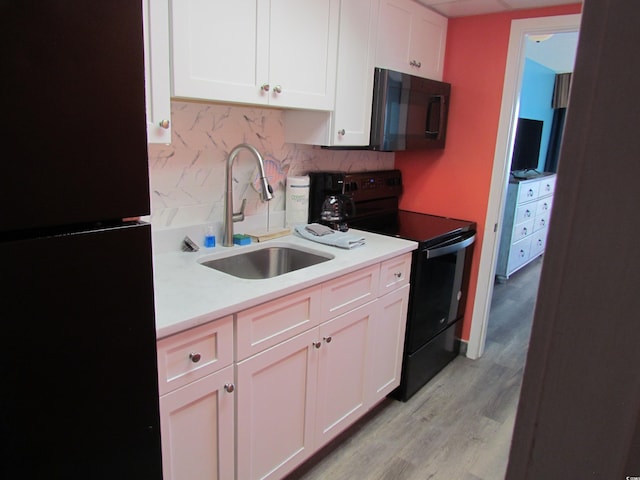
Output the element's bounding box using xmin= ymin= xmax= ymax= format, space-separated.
xmin=285 ymin=258 xmax=542 ymax=480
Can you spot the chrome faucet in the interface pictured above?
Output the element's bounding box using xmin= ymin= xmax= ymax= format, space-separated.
xmin=223 ymin=143 xmax=273 ymax=246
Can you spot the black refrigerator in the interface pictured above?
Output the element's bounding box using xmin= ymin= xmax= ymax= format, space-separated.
xmin=0 ymin=2 xmax=163 ymax=478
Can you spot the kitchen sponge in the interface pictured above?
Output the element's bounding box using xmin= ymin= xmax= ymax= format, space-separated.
xmin=233 ymin=234 xmax=252 ymax=246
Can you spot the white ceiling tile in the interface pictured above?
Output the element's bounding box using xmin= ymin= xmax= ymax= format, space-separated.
xmin=415 ymin=0 xmax=582 ymax=18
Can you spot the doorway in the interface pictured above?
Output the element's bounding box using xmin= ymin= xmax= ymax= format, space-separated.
xmin=467 ymin=14 xmax=582 ymax=360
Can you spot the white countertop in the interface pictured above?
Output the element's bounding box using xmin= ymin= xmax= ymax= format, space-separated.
xmin=153 ymin=229 xmax=417 ymax=339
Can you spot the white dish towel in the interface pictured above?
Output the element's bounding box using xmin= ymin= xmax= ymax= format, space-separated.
xmin=294 ymin=224 xmax=366 ymax=249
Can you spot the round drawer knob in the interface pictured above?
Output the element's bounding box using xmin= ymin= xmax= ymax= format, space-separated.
xmin=338 ymin=129 xmax=346 ymax=136
xmin=273 ymin=85 xmax=282 ymax=94
xmin=313 ymin=341 xmax=322 ymax=349
xmin=323 ymin=336 xmax=332 ymax=344
xmin=394 ymin=272 xmax=402 ymax=278
xmin=224 ymin=383 xmax=235 ymax=393
xmin=159 ymin=119 xmax=170 ymax=129
xmin=189 ymin=352 xmax=202 ymax=363
xmin=261 ymin=83 xmax=270 ymax=92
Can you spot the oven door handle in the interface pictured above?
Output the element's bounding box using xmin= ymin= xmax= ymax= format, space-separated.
xmin=426 ymin=232 xmax=476 ymax=259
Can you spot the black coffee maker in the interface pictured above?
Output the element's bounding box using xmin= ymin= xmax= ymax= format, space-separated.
xmin=308 ymin=172 xmax=355 ymax=231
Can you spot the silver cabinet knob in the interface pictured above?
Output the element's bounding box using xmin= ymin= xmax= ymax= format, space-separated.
xmin=409 ymin=60 xmax=422 ymax=68
xmin=323 ymin=336 xmax=332 ymax=343
xmin=159 ymin=119 xmax=170 ymax=129
xmin=337 ymin=129 xmax=345 ymax=136
xmin=224 ymin=383 xmax=235 ymax=393
xmin=189 ymin=352 xmax=201 ymax=363
xmin=313 ymin=341 xmax=322 ymax=349
xmin=261 ymin=83 xmax=270 ymax=92
xmin=273 ymin=85 xmax=282 ymax=94
xmin=394 ymin=272 xmax=402 ymax=279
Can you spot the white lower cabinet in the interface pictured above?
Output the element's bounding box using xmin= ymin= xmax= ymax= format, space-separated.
xmin=369 ymin=283 xmax=410 ymax=399
xmin=236 ymin=329 xmax=319 ymax=480
xmin=157 ymin=316 xmax=235 ymax=480
xmin=159 ymin=365 xmax=235 ymax=480
xmin=236 ymin=255 xmax=411 ymax=479
xmin=315 ymin=302 xmax=375 ymax=447
xmin=157 ymin=254 xmax=412 ymax=480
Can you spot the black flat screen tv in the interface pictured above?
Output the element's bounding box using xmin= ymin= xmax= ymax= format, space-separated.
xmin=511 ymin=118 xmax=543 ymax=172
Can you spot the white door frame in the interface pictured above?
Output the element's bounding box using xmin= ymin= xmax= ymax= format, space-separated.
xmin=466 ymin=14 xmax=582 ymax=360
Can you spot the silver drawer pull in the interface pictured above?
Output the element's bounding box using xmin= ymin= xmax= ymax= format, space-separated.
xmin=313 ymin=341 xmax=322 ymax=349
xmin=224 ymin=383 xmax=235 ymax=393
xmin=394 ymin=272 xmax=402 ymax=278
xmin=189 ymin=352 xmax=202 ymax=363
xmin=323 ymin=336 xmax=332 ymax=344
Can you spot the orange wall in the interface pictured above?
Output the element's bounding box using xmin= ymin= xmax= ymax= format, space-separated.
xmin=395 ymin=3 xmax=582 ymax=341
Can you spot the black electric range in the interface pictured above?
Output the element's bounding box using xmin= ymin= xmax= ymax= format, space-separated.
xmin=309 ymin=170 xmax=477 ymax=400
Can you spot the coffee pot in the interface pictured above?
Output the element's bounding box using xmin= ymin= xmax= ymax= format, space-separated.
xmin=320 ymin=194 xmax=355 ymax=231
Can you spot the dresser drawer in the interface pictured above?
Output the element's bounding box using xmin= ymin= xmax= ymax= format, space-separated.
xmin=157 ymin=316 xmax=234 ymax=395
xmin=533 ymin=211 xmax=551 ymax=232
xmin=236 ymin=285 xmax=322 ymax=360
xmin=321 ymin=264 xmax=380 ymax=320
xmin=539 ymin=176 xmax=556 ymax=196
xmin=535 ymin=196 xmax=553 ymax=216
xmin=517 ymin=182 xmax=539 ymax=204
xmin=530 ymin=228 xmax=549 ymax=258
xmin=512 ymin=218 xmax=535 ymax=242
xmin=515 ymin=203 xmax=535 ymax=224
xmin=378 ymin=253 xmax=411 ymax=296
xmin=507 ymin=237 xmax=532 ymax=273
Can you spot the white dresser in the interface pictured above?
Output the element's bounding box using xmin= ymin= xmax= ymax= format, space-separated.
xmin=496 ymin=173 xmax=556 ymax=282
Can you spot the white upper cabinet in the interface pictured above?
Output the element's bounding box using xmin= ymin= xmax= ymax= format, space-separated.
xmin=170 ymin=0 xmax=339 ymax=111
xmin=142 ymin=0 xmax=172 ymax=143
xmin=376 ymin=0 xmax=447 ymax=80
xmin=283 ymin=0 xmax=380 ymax=146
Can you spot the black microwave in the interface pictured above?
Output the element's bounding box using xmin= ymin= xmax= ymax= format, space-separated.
xmin=369 ymin=68 xmax=451 ymax=151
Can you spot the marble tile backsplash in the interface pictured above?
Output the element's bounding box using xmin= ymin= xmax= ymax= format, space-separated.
xmin=147 ymin=101 xmax=393 ymax=233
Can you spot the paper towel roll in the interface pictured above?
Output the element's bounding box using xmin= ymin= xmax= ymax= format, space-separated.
xmin=285 ymin=175 xmax=310 ymax=227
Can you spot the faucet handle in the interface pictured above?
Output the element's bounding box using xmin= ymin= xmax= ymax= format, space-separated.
xmin=232 ymin=198 xmax=247 ymax=223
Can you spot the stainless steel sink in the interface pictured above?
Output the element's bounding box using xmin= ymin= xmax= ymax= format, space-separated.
xmin=200 ymin=246 xmax=333 ymax=279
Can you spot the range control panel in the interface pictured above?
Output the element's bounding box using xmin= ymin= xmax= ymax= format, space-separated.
xmin=343 ymin=170 xmax=403 ymax=201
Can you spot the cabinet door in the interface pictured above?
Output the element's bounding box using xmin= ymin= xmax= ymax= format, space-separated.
xmin=376 ymin=0 xmax=447 ymax=80
xmin=142 ymin=0 xmax=172 ymax=143
xmin=159 ymin=365 xmax=235 ymax=480
xmin=376 ymin=0 xmax=413 ymax=74
xmin=315 ymin=302 xmax=375 ymax=447
xmin=408 ymin=5 xmax=447 ymax=80
xmin=237 ymin=329 xmax=319 ymax=480
xmin=369 ymin=284 xmax=409 ymax=400
xmin=268 ymin=0 xmax=339 ymax=110
xmin=330 ymin=0 xmax=378 ymax=144
xmin=282 ymin=0 xmax=378 ymax=146
xmin=170 ymin=0 xmax=270 ymax=105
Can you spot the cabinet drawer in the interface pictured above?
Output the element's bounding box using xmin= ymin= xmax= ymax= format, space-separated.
xmin=157 ymin=316 xmax=234 ymax=395
xmin=237 ymin=285 xmax=322 ymax=360
xmin=539 ymin=176 xmax=556 ymax=196
xmin=533 ymin=211 xmax=551 ymax=232
xmin=515 ymin=203 xmax=535 ymax=224
xmin=378 ymin=253 xmax=412 ymax=296
xmin=535 ymin=196 xmax=553 ymax=216
xmin=507 ymin=237 xmax=532 ymax=273
xmin=517 ymin=182 xmax=539 ymax=204
xmin=512 ymin=218 xmax=534 ymax=242
xmin=530 ymin=228 xmax=549 ymax=258
xmin=321 ymin=264 xmax=380 ymax=320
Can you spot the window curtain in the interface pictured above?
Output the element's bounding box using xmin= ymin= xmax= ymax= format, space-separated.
xmin=545 ymin=72 xmax=572 ymax=173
